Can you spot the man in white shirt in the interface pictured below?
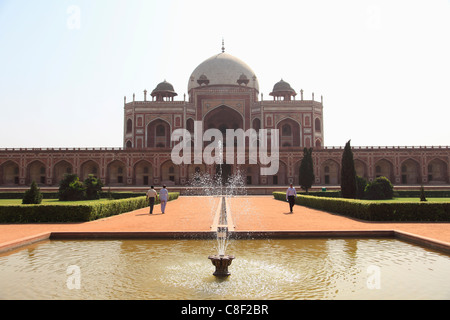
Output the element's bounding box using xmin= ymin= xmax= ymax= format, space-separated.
xmin=159 ymin=185 xmax=169 ymax=214
xmin=146 ymin=186 xmax=158 ymax=214
xmin=286 ymin=183 xmax=297 ymax=213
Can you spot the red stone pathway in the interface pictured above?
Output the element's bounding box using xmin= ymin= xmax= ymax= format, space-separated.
xmin=1 ymin=196 xmax=449 ymax=253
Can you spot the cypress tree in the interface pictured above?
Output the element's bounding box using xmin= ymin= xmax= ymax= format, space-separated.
xmin=341 ymin=140 xmax=357 ymax=199
xmin=299 ymin=147 xmax=315 ymax=193
xmin=22 ymin=181 xmax=43 ymax=204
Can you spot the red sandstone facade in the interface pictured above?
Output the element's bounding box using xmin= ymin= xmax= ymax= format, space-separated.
xmin=1 ymin=50 xmax=449 ymax=188
xmin=0 ymin=146 xmax=448 ymax=188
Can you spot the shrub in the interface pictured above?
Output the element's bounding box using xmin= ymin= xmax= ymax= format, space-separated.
xmin=58 ymin=174 xmax=86 ymax=201
xmin=22 ymin=181 xmax=43 ymax=204
xmin=84 ymin=174 xmax=104 ymax=200
xmin=364 ymin=176 xmax=394 ymax=200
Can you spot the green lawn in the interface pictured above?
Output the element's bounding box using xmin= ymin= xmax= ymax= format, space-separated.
xmin=357 ymin=197 xmax=449 ymax=203
xmin=0 ymin=198 xmax=114 ymax=206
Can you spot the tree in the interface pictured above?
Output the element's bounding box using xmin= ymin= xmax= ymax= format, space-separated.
xmin=341 ymin=140 xmax=357 ymax=199
xmin=58 ymin=173 xmax=86 ymax=201
xmin=22 ymin=181 xmax=43 ymax=204
xmin=84 ymin=174 xmax=104 ymax=200
xmin=355 ymin=175 xmax=368 ymax=199
xmin=299 ymin=147 xmax=315 ymax=193
xmin=365 ymin=176 xmax=394 ymax=200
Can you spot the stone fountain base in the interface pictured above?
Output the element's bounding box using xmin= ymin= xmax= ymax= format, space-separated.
xmin=208 ymin=254 xmax=235 ymax=277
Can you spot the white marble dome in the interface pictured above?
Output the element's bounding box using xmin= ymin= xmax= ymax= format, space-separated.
xmin=188 ymin=52 xmax=259 ymax=92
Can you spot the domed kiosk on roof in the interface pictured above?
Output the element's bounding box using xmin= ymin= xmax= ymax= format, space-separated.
xmin=270 ymin=79 xmax=297 ymax=101
xmin=188 ymin=52 xmax=259 ymax=93
xmin=151 ymin=80 xmax=178 ymax=101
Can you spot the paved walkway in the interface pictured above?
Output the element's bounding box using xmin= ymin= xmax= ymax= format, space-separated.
xmin=1 ymin=196 xmax=450 ymax=253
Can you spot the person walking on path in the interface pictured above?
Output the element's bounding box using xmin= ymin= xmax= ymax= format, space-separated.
xmin=286 ymin=183 xmax=297 ymax=213
xmin=146 ymin=186 xmax=158 ymax=214
xmin=159 ymin=185 xmax=169 ymax=214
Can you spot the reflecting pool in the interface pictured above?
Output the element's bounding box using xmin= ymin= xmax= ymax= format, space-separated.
xmin=1 ymin=238 xmax=449 ymax=300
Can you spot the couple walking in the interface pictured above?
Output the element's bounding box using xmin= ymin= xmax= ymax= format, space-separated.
xmin=146 ymin=185 xmax=169 ymax=214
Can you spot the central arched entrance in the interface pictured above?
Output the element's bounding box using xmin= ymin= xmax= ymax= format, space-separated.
xmin=203 ymin=105 xmax=244 ymax=147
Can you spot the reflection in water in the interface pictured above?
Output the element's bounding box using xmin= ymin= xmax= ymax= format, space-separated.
xmin=1 ymin=238 xmax=450 ymax=300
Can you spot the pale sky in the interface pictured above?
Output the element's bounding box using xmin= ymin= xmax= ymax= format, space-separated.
xmin=0 ymin=0 xmax=449 ymax=148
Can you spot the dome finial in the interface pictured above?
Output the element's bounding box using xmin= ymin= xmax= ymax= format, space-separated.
xmin=221 ymin=38 xmax=225 ymax=53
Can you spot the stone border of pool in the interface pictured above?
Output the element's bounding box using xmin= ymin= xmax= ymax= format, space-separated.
xmin=2 ymin=229 xmax=450 ymax=256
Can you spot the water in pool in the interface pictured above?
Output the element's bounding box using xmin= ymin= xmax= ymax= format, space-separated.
xmin=1 ymin=238 xmax=449 ymax=300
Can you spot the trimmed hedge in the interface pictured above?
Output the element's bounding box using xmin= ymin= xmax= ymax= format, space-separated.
xmin=99 ymin=192 xmax=147 ymax=199
xmin=0 ymin=192 xmax=179 ymax=223
xmin=0 ymin=191 xmax=149 ymax=200
xmin=273 ymin=192 xmax=450 ymax=222
xmin=299 ymin=191 xmax=342 ymax=198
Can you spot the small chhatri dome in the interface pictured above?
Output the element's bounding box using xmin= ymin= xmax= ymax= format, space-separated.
xmin=270 ymin=79 xmax=297 ymax=101
xmin=152 ymin=80 xmax=176 ymax=94
xmin=237 ymin=73 xmax=249 ymax=86
xmin=271 ymin=79 xmax=295 ymax=94
xmin=197 ymin=74 xmax=210 ymax=86
xmin=151 ymin=80 xmax=178 ymax=101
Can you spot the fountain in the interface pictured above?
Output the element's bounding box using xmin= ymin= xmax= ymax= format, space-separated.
xmin=187 ymin=140 xmax=244 ymax=277
xmin=208 ymin=252 xmax=234 ymax=277
xmin=208 ymin=198 xmax=235 ymax=277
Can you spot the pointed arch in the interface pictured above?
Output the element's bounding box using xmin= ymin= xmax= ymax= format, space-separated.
xmin=53 ymin=160 xmax=73 ymax=185
xmin=107 ymin=160 xmax=126 ymax=186
xmin=373 ymin=158 xmax=394 ymax=182
xmin=134 ymin=160 xmax=153 ymax=186
xmin=315 ymin=139 xmax=322 ymax=149
xmin=160 ymin=159 xmax=180 ymax=185
xmin=126 ymin=118 xmax=133 ymax=134
xmin=252 ymin=117 xmax=261 ymax=131
xmin=203 ymin=105 xmax=244 ymax=128
xmin=400 ymin=158 xmax=421 ymax=184
xmin=80 ymin=160 xmax=100 ymax=181
xmin=26 ymin=160 xmax=47 ymax=185
xmin=315 ymin=118 xmax=322 ymax=133
xmin=321 ymin=159 xmax=340 ymax=185
xmin=427 ymin=158 xmax=448 ymax=184
xmin=276 ymin=117 xmax=301 ymax=148
xmin=0 ymin=160 xmax=20 ymax=185
xmin=354 ymin=159 xmax=368 ymax=179
xmin=147 ymin=118 xmax=171 ymax=148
